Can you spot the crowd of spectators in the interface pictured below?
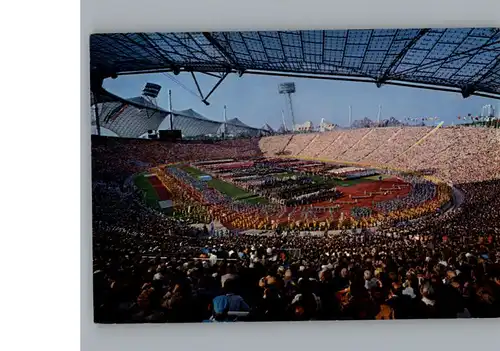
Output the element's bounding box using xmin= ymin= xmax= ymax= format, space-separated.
xmin=94 ymin=177 xmax=500 ymax=323
xmin=351 ymin=206 xmax=372 ymax=219
xmin=92 ymin=129 xmax=500 ymax=323
xmin=163 ymin=167 xmax=276 ymax=218
xmin=260 ymin=126 xmax=500 ymax=184
xmin=375 ymin=176 xmax=437 ymax=214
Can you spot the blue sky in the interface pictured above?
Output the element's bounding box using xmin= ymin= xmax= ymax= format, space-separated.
xmin=103 ymin=72 xmax=499 ymax=130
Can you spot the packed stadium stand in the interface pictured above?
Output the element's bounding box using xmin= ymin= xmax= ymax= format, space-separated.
xmin=282 ymin=133 xmax=316 ymax=155
xmin=259 ymin=126 xmax=500 ymax=184
xmin=344 ymin=127 xmax=402 ymax=162
xmin=307 ymin=132 xmax=340 ymax=157
xmin=91 ymin=125 xmax=500 ymax=199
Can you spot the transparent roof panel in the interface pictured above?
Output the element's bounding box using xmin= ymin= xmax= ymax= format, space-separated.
xmin=90 ymin=28 xmax=500 ymax=97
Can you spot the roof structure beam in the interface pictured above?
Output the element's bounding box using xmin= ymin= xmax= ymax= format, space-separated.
xmin=200 ymin=71 xmax=225 ymax=79
xmin=322 ymin=31 xmax=327 ymax=63
xmin=190 ymin=71 xmax=205 ymax=100
xmin=241 ymin=69 xmax=500 ymax=99
xmin=168 ymin=32 xmax=216 ymax=64
xmin=186 ymin=32 xmax=216 ymax=62
xmin=202 ymin=71 xmax=229 ymax=105
xmin=276 ymin=31 xmax=287 ymax=58
xmin=470 ymin=54 xmax=500 ymax=86
xmin=428 ymin=28 xmax=475 ymax=76
xmin=137 ymin=33 xmax=177 ymax=68
xmin=256 ymin=32 xmax=271 ymax=62
xmin=153 ymin=32 xmax=198 ymax=62
xmin=378 ymin=28 xmax=430 ymax=85
xmin=202 ymin=32 xmax=243 ymax=72
xmin=338 ymin=32 xmax=347 ymax=68
xmin=360 ymin=30 xmax=375 ymax=70
xmin=119 ymin=34 xmax=167 ymax=64
xmin=392 ymin=35 xmax=500 ymax=78
xmin=240 ymin=35 xmax=253 ymax=60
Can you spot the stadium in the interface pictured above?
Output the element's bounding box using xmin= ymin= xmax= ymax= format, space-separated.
xmin=90 ymin=29 xmax=500 ymax=323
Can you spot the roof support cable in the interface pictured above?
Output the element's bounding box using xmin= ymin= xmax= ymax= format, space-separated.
xmin=201 ymin=71 xmax=229 ymax=105
xmin=161 ymin=72 xmax=200 ymax=99
xmin=190 ymin=71 xmax=205 ymax=100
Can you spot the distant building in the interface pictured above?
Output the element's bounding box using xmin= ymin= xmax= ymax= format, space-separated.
xmin=319 ymin=118 xmax=336 ymax=132
xmin=351 ymin=117 xmax=405 ymax=129
xmin=294 ymin=120 xmax=313 ymax=132
xmin=481 ymin=104 xmax=495 ymax=118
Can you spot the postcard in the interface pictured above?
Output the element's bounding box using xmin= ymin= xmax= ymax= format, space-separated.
xmin=90 ymin=28 xmax=500 ymax=323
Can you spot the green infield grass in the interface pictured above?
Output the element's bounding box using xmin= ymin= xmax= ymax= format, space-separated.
xmin=180 ymin=165 xmax=268 ymax=204
xmin=133 ymin=174 xmax=160 ymax=208
xmin=179 ymin=164 xmax=388 ymax=202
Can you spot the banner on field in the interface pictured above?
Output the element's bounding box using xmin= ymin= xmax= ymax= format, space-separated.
xmin=159 ymin=200 xmax=173 ymax=209
xmin=199 ymin=175 xmax=212 ymax=181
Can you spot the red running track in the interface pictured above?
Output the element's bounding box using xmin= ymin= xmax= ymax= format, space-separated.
xmin=147 ymin=175 xmax=172 ymax=201
xmin=272 ymin=177 xmax=411 ymax=224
